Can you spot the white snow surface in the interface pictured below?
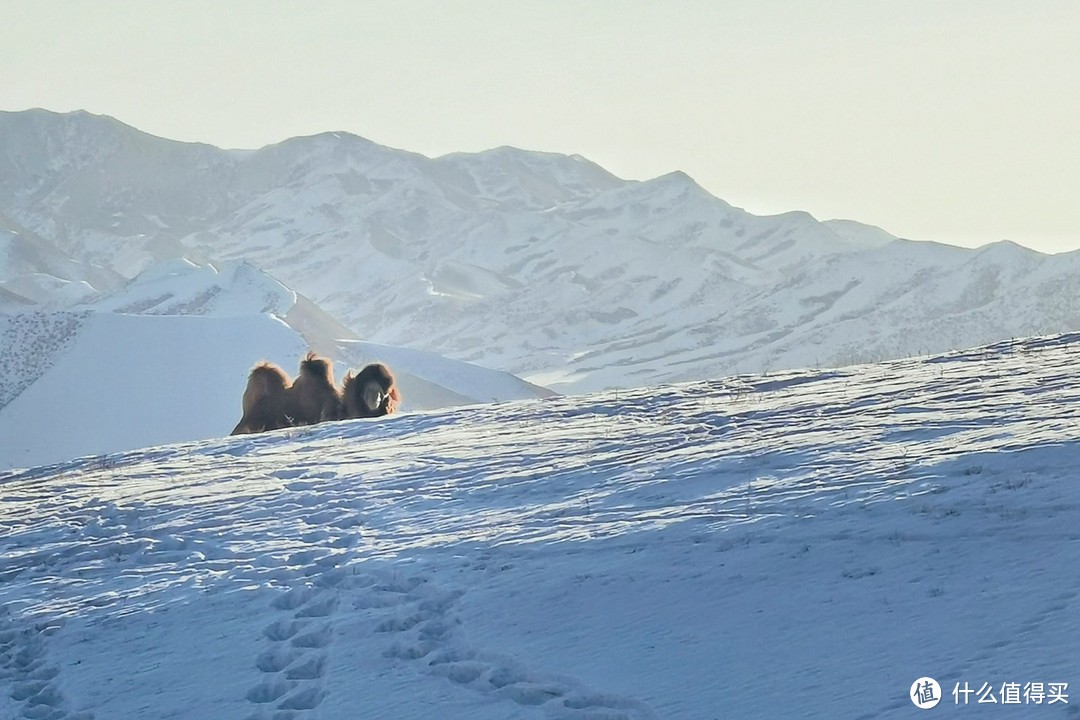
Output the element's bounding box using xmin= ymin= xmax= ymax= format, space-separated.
xmin=1 ymin=332 xmax=1077 ymax=719
xmin=0 ymin=312 xmax=305 ymax=471
xmin=86 ymin=258 xmax=296 ymax=317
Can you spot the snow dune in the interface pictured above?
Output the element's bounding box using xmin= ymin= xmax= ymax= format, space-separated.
xmin=1 ymin=333 xmax=1078 ymax=718
xmin=0 ymin=259 xmax=553 ymax=471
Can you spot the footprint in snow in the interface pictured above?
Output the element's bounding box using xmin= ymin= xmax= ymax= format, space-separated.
xmin=0 ymin=610 xmax=92 ymax=720
xmin=367 ymin=569 xmax=657 ymax=718
xmin=247 ymin=558 xmax=342 ymax=716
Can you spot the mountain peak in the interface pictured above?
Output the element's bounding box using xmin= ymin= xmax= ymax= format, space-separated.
xmin=653 ymin=169 xmax=695 ymax=184
xmin=434 ymin=145 xmax=623 ymax=208
xmin=441 ymin=144 xmax=619 ymax=181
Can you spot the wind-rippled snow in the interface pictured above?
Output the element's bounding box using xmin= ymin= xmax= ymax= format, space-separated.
xmin=1 ymin=333 xmax=1078 ymax=718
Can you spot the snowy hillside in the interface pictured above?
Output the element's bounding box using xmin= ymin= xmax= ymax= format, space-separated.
xmin=3 ymin=109 xmax=1077 ymax=392
xmin=0 ymin=210 xmax=123 ymax=308
xmin=1 ymin=332 xmax=1077 ymax=718
xmin=0 ymin=260 xmax=552 ymax=470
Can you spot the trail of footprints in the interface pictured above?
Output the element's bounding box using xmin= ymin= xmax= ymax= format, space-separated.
xmin=363 ymin=570 xmax=657 ymax=720
xmin=0 ymin=606 xmax=92 ymax=720
xmin=245 ymin=579 xmax=341 ymax=719
xmin=240 ymin=472 xmax=655 ymax=719
xmin=6 ymin=474 xmax=653 ymax=719
xmin=244 ymin=559 xmax=655 ymax=719
xmin=242 ymin=481 xmax=370 ymax=718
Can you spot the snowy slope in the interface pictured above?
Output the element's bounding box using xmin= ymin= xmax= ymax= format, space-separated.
xmin=84 ymin=258 xmax=297 ymax=317
xmin=0 ymin=210 xmax=123 ymax=307
xmin=0 ymin=312 xmax=305 ymax=471
xmin=0 ymin=311 xmax=90 ymax=407
xmin=4 ymin=109 xmax=1077 ymax=393
xmin=0 ymin=333 xmax=1077 ymax=719
xmin=0 ymin=260 xmax=552 ymax=470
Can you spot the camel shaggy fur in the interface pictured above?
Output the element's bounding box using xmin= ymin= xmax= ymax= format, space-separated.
xmin=231 ymin=354 xmax=400 ymax=436
xmin=230 ymin=362 xmax=291 ymax=435
xmin=286 ymin=351 xmax=343 ymax=425
xmin=341 ymin=363 xmax=400 ymax=418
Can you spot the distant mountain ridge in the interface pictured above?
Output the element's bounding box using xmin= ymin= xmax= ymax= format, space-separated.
xmin=2 ymin=109 xmax=1078 ymax=391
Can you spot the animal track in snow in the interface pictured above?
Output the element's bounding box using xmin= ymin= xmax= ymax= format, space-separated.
xmin=291 ymin=624 xmax=332 ymax=650
xmin=255 ymin=647 xmax=300 ymax=673
xmin=270 ymin=589 xmax=316 ymax=612
xmin=277 ymin=686 xmax=325 ymax=711
xmin=366 ymin=569 xmax=657 ymax=718
xmin=295 ymin=597 xmax=338 ymax=619
xmin=284 ymin=655 xmax=326 ymax=681
xmin=246 ymin=554 xmax=342 ymax=717
xmin=262 ymin=620 xmax=300 ymax=642
xmin=557 ymin=692 xmax=657 ymax=720
xmin=246 ymin=677 xmax=293 ymax=704
xmin=375 ymin=612 xmax=427 ymax=633
xmin=0 ymin=608 xmax=92 ymax=720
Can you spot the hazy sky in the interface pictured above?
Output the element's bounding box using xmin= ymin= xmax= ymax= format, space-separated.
xmin=2 ymin=1 xmax=1078 ymax=253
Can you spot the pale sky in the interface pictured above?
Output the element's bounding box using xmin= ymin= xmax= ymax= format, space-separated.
xmin=2 ymin=1 xmax=1078 ymax=253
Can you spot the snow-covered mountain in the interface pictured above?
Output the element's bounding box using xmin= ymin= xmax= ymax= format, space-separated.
xmin=0 ymin=260 xmax=552 ymax=470
xmin=0 ymin=209 xmax=124 ymax=308
xmin=2 ymin=109 xmax=1078 ymax=392
xmin=1 ymin=332 xmax=1077 ymax=718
